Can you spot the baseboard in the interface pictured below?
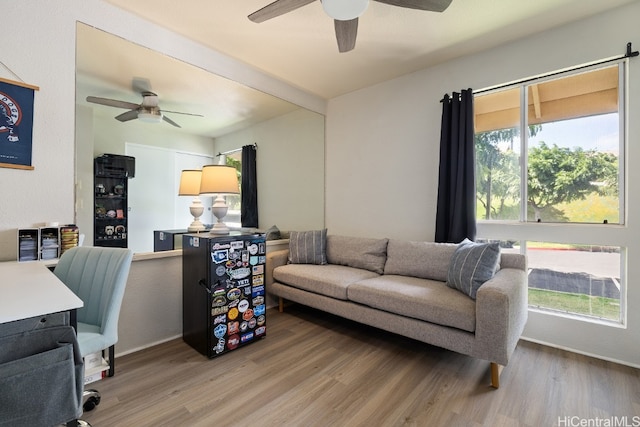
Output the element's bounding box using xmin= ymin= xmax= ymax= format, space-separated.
xmin=519 ymin=336 xmax=640 ymax=370
xmin=116 ymin=334 xmax=182 ymax=358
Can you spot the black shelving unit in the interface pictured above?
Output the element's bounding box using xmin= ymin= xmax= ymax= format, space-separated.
xmin=94 ymin=154 xmax=135 ymax=248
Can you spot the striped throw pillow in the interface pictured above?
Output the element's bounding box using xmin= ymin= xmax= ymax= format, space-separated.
xmin=446 ymin=239 xmax=500 ymax=299
xmin=288 ymin=229 xmax=327 ymax=265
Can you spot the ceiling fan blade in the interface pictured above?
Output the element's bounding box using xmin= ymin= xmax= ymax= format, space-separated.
xmin=86 ymin=96 xmax=140 ymax=110
xmin=159 ymin=109 xmax=204 ymax=117
xmin=373 ymin=0 xmax=452 ymax=12
xmin=132 ymin=77 xmax=153 ymax=94
xmin=249 ymin=0 xmax=316 ymax=23
xmin=162 ymin=115 xmax=181 ymax=128
xmin=335 ymin=18 xmax=358 ymax=53
xmin=115 ymin=110 xmax=139 ymax=122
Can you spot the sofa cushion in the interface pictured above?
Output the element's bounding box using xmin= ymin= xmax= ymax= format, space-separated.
xmin=384 ymin=240 xmax=457 ymax=281
xmin=326 ymin=235 xmax=389 ymax=274
xmin=274 ymin=264 xmax=379 ymax=300
xmin=447 ymin=239 xmax=501 ymax=300
xmin=288 ymin=229 xmax=327 ymax=265
xmin=347 ymin=275 xmax=476 ymax=332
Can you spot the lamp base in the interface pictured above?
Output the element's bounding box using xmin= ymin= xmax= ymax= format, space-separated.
xmin=209 ymin=194 xmax=230 ymax=235
xmin=209 ymin=222 xmax=230 ymax=235
xmin=188 ymin=197 xmax=205 ymax=232
xmin=187 ymin=220 xmax=206 ymax=232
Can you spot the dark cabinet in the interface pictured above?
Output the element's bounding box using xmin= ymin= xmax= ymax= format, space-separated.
xmin=154 ymin=229 xmax=188 ymax=252
xmin=94 ymin=154 xmax=135 ymax=248
xmin=182 ymin=233 xmax=267 ymax=358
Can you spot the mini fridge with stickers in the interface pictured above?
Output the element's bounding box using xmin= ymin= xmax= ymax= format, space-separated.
xmin=182 ymin=232 xmax=267 ymax=358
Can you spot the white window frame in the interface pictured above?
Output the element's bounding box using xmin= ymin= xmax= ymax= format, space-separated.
xmin=475 ymin=59 xmax=629 ymax=327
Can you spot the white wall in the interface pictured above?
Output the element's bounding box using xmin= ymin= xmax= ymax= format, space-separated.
xmin=0 ymin=5 xmax=76 ymax=259
xmin=325 ymin=2 xmax=640 ymax=367
xmin=117 ymin=254 xmax=183 ymax=354
xmin=214 ymin=108 xmax=325 ymax=232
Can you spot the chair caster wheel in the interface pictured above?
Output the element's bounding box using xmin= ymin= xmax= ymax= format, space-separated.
xmin=83 ymin=395 xmax=101 ymax=412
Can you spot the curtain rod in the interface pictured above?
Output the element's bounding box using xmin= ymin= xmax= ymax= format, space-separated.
xmin=441 ymin=42 xmax=638 ymax=101
xmin=473 ymin=42 xmax=638 ymax=97
xmin=216 ymin=142 xmax=257 ymax=157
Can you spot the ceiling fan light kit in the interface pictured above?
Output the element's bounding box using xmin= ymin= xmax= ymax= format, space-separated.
xmin=322 ymin=0 xmax=369 ymax=20
xmin=137 ymin=110 xmax=163 ymax=124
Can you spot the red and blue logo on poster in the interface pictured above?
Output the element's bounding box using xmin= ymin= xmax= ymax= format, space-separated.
xmin=0 ymin=79 xmax=35 ymax=168
xmin=0 ymin=91 xmax=21 ymax=141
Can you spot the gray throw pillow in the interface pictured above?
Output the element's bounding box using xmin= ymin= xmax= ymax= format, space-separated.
xmin=326 ymin=235 xmax=388 ymax=274
xmin=446 ymin=239 xmax=500 ymax=299
xmin=384 ymin=240 xmax=457 ymax=281
xmin=265 ymin=225 xmax=281 ymax=240
xmin=288 ymin=229 xmax=327 ymax=265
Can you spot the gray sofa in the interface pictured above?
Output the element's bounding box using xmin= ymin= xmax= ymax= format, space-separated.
xmin=266 ymin=235 xmax=528 ymax=388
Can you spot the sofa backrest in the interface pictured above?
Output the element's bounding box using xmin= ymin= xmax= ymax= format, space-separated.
xmin=326 ymin=235 xmax=389 ymax=274
xmin=324 ymin=235 xmax=527 ymax=280
xmin=499 ymin=252 xmax=527 ymax=271
xmin=384 ymin=239 xmax=458 ymax=281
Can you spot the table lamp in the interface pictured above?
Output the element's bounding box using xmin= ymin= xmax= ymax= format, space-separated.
xmin=199 ymin=165 xmax=240 ymax=235
xmin=178 ymin=169 xmax=205 ymax=232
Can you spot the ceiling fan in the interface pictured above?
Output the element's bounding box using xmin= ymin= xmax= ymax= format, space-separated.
xmin=85 ymin=91 xmax=203 ymax=128
xmin=248 ymin=0 xmax=453 ymax=53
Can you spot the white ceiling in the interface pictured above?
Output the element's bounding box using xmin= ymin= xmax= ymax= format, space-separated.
xmin=77 ymin=0 xmax=635 ymax=138
xmin=103 ymin=0 xmax=634 ymax=98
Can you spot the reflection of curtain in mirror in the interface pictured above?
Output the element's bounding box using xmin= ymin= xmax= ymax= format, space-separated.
xmin=241 ymin=145 xmax=258 ymax=228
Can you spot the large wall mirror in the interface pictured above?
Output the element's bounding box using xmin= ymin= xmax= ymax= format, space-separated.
xmin=75 ymin=23 xmax=325 ymax=253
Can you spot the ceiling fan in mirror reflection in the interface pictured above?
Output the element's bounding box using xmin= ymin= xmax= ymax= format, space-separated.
xmin=86 ymin=87 xmax=204 ymax=128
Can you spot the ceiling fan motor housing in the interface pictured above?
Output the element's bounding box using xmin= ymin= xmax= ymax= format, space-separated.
xmin=141 ymin=91 xmax=160 ymax=107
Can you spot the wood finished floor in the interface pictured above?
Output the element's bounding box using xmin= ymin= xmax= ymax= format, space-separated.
xmin=82 ymin=305 xmax=640 ymax=427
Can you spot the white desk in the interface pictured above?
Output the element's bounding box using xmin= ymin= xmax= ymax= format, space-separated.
xmin=0 ymin=261 xmax=83 ymax=324
xmin=0 ymin=261 xmax=84 ymax=426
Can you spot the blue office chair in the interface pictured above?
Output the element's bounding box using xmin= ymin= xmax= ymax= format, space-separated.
xmin=54 ymin=246 xmax=133 ymax=412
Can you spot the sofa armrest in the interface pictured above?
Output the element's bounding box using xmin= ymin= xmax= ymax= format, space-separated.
xmin=474 ymin=268 xmax=528 ymax=365
xmin=266 ymin=249 xmax=289 ymax=286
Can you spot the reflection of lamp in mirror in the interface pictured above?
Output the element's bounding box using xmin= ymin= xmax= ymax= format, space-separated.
xmin=199 ymin=165 xmax=240 ymax=235
xmin=178 ymin=169 xmax=205 ymax=232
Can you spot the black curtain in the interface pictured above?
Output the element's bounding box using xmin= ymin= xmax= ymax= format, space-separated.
xmin=434 ymin=89 xmax=476 ymax=243
xmin=241 ymin=144 xmax=258 ymax=228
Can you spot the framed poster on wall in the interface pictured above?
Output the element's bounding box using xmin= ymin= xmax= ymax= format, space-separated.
xmin=0 ymin=77 xmax=39 ymax=170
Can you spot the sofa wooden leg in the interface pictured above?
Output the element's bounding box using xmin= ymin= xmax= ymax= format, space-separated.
xmin=490 ymin=362 xmax=503 ymax=388
xmin=278 ymin=297 xmax=284 ymax=313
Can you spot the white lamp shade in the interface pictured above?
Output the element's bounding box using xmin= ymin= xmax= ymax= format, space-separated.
xmin=178 ymin=170 xmax=202 ymax=196
xmin=322 ymin=0 xmax=369 ymax=20
xmin=199 ymin=165 xmax=240 ymax=195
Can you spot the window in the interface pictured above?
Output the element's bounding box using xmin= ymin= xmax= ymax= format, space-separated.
xmin=475 ymin=64 xmax=622 ymax=224
xmin=221 ymin=153 xmax=242 ymax=228
xmin=474 ymin=62 xmax=626 ymax=323
xmin=526 ymin=242 xmax=621 ymax=322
